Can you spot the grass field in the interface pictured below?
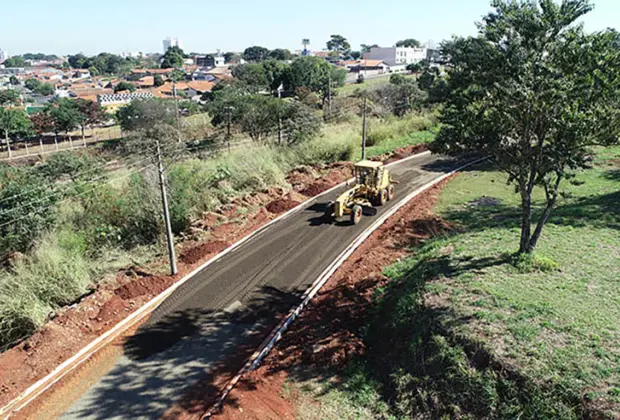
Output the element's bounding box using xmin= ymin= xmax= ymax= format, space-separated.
xmin=291 ymin=146 xmax=620 ymax=419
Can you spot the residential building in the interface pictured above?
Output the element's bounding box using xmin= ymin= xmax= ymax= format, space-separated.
xmin=163 ymin=37 xmax=182 ymax=53
xmin=195 ymin=54 xmax=225 ymax=68
xmin=365 ymin=46 xmax=428 ymax=65
xmin=154 ymin=81 xmax=215 ymax=101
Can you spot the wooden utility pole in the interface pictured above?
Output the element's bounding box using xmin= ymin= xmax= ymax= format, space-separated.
xmin=156 ymin=139 xmax=178 ymax=276
xmin=362 ymin=93 xmax=368 ymax=160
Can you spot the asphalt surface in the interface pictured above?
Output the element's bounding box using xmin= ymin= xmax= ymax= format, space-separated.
xmin=60 ymin=152 xmax=460 ymax=419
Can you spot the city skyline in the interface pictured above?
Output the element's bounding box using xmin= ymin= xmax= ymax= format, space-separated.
xmin=1 ymin=0 xmax=618 ymax=57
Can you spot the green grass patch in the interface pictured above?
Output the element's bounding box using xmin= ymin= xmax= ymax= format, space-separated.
xmin=292 ymin=147 xmax=620 ymax=419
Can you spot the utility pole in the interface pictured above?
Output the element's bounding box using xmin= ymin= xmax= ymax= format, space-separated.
xmin=361 ymin=93 xmax=368 ymax=160
xmin=156 ymin=139 xmax=178 ymax=276
xmin=225 ymin=106 xmax=233 ymax=152
xmin=277 ymin=85 xmax=283 ymax=146
xmin=172 ymin=81 xmax=181 ymax=132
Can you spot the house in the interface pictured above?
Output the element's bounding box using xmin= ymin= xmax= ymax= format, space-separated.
xmin=154 ymin=81 xmax=215 ymax=101
xmin=136 ymin=76 xmax=155 ymax=88
xmin=365 ymin=46 xmax=428 ymax=65
xmin=191 ymin=69 xmax=216 ymax=82
xmin=349 ymin=59 xmax=390 ymax=75
xmin=195 ymin=55 xmax=226 ymax=68
xmin=384 ymin=61 xmax=408 ymax=73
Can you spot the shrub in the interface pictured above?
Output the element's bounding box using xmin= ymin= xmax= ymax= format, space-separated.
xmin=0 ymin=232 xmax=92 ymax=349
xmin=0 ymin=165 xmax=59 ymax=257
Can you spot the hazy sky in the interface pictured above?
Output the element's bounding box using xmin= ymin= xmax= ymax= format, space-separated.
xmin=1 ymin=0 xmax=618 ymax=56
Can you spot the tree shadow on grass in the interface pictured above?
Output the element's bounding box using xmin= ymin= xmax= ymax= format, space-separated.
xmin=441 ymin=190 xmax=620 ymax=234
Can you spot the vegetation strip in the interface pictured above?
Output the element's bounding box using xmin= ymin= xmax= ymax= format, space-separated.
xmin=202 ymin=156 xmax=484 ymax=419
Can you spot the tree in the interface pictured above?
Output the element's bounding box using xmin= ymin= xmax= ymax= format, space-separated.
xmin=406 ymin=62 xmax=423 ymax=73
xmin=88 ymin=66 xmax=100 ymax=77
xmin=278 ymin=101 xmax=322 ymax=145
xmin=39 ymin=83 xmax=55 ymax=96
xmin=269 ymin=48 xmax=293 ymax=61
xmin=231 ymin=63 xmax=269 ymax=90
xmin=0 ymin=108 xmax=33 ymax=156
xmin=30 ymin=110 xmax=55 ymax=141
xmin=153 ymin=74 xmax=165 ymax=87
xmin=68 ymin=53 xmax=87 ymax=69
xmin=3 ymin=56 xmax=27 ymax=68
xmin=361 ymin=44 xmax=379 ymax=53
xmin=431 ymin=0 xmax=620 ymax=255
xmin=286 ymin=57 xmax=346 ymax=105
xmin=0 ymin=90 xmax=20 ymax=107
xmin=24 ymin=78 xmax=42 ymax=92
xmin=395 ymin=38 xmax=421 ymax=48
xmin=224 ymin=52 xmax=242 ymax=64
xmin=27 ymin=82 xmax=55 ymax=96
xmin=114 ymin=81 xmax=137 ymax=93
xmin=46 ymin=98 xmax=83 ymax=140
xmin=75 ymin=99 xmax=107 ymax=139
xmin=243 ymin=46 xmax=270 ymax=62
xmin=9 ymin=76 xmax=19 ymax=86
xmin=372 ymin=77 xmax=427 ymax=116
xmin=326 ymin=34 xmax=351 ymax=58
xmin=116 ymin=99 xmax=176 ymax=132
xmin=161 ymin=46 xmax=185 ymax=69
xmin=350 ymin=51 xmax=362 ymax=60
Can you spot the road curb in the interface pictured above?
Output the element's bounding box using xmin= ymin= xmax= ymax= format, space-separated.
xmin=0 ymin=150 xmax=431 ymax=419
xmin=201 ymin=156 xmax=485 ymax=419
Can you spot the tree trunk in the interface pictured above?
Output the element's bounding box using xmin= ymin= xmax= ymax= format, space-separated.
xmin=528 ymin=176 xmax=562 ymax=252
xmin=4 ymin=130 xmax=10 ymax=158
xmin=519 ymin=190 xmax=532 ymax=254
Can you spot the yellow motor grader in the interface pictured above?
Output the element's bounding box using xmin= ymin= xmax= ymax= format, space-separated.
xmin=324 ymin=160 xmax=395 ymax=225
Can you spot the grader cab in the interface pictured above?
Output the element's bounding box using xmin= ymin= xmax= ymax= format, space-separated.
xmin=324 ymin=160 xmax=395 ymax=225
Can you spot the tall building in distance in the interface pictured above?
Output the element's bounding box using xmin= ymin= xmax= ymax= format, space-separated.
xmin=162 ymin=37 xmax=182 ymax=53
xmin=0 ymin=48 xmax=9 ymax=63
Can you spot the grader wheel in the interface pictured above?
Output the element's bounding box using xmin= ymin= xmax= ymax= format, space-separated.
xmin=378 ymin=189 xmax=388 ymax=206
xmin=387 ymin=184 xmax=394 ymax=201
xmin=350 ymin=205 xmax=362 ymax=225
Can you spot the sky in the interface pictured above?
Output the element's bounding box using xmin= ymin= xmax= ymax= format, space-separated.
xmin=1 ymin=0 xmax=618 ymax=56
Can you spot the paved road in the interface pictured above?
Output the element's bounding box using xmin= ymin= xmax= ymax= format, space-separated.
xmin=59 ymin=153 xmax=459 ymax=419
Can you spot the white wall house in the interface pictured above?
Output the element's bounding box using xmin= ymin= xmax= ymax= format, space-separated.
xmin=365 ymin=47 xmax=428 ymax=65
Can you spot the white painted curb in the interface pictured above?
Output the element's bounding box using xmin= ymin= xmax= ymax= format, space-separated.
xmin=0 ymin=150 xmax=432 ymax=419
xmin=202 ymin=156 xmax=485 ymax=418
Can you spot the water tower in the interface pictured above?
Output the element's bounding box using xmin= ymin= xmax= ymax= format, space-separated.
xmin=302 ymin=39 xmax=310 ymax=56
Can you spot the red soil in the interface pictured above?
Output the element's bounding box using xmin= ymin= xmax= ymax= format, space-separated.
xmin=211 ymin=177 xmax=455 ymax=419
xmin=180 ymin=241 xmax=232 ymax=265
xmin=265 ymin=199 xmax=301 ymax=214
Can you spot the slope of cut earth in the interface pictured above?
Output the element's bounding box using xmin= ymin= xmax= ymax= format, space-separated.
xmin=212 ymin=176 xmax=454 ymax=420
xmin=0 ymin=147 xmax=410 ymax=410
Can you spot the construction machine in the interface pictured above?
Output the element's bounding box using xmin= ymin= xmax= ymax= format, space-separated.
xmin=324 ymin=160 xmax=395 ymax=225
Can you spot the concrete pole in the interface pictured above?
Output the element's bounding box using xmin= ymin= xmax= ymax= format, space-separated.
xmin=157 ymin=140 xmax=178 ymax=276
xmin=362 ymin=94 xmax=367 ymax=160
